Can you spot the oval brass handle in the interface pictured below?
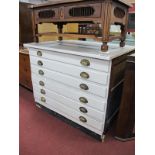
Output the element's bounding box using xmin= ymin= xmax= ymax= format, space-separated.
xmin=39 ymin=81 xmax=45 ymax=86
xmin=41 ymin=97 xmax=46 ymax=103
xmin=40 ymin=89 xmax=46 ymax=95
xmin=80 ymin=83 xmax=89 ymax=90
xmin=80 ymin=59 xmax=90 ymax=66
xmin=38 ymin=60 xmax=43 ymax=66
xmin=37 ymin=51 xmax=42 ymax=56
xmin=79 ymin=107 xmax=88 ymax=113
xmin=79 ymin=116 xmax=87 ymax=123
xmin=79 ymin=97 xmax=88 ymax=104
xmin=38 ymin=70 xmax=44 ymax=75
xmin=80 ymin=72 xmax=89 ymax=79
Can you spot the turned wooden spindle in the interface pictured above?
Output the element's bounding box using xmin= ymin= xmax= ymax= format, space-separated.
xmin=57 ymin=24 xmax=63 ymax=41
xmin=120 ymin=25 xmax=126 ymax=47
xmin=101 ymin=1 xmax=112 ymax=52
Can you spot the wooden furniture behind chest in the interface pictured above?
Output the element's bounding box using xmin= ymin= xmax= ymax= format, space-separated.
xmin=19 ymin=2 xmax=35 ymax=44
xmin=115 ymin=53 xmax=135 ymax=141
xmin=19 ymin=2 xmax=34 ymax=90
xmin=19 ymin=48 xmax=32 ymax=90
xmin=29 ymin=0 xmax=131 ymax=52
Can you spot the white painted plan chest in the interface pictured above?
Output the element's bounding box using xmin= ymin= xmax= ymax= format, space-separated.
xmin=24 ymin=40 xmax=135 ymax=141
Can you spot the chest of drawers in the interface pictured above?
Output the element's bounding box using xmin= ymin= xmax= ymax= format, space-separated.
xmin=24 ymin=40 xmax=134 ymax=141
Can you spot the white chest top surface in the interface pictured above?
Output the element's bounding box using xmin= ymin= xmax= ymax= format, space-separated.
xmin=24 ymin=40 xmax=135 ymax=60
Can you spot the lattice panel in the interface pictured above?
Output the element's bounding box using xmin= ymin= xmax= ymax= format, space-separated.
xmin=69 ymin=6 xmax=95 ymax=17
xmin=38 ymin=10 xmax=55 ymax=18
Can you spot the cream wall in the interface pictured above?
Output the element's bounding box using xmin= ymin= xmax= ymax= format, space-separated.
xmin=38 ymin=23 xmax=78 ymax=42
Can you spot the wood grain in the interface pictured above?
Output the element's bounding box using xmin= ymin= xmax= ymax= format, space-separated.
xmin=29 ymin=0 xmax=130 ymax=52
xmin=115 ymin=54 xmax=135 ymax=141
xmin=19 ymin=49 xmax=33 ymax=90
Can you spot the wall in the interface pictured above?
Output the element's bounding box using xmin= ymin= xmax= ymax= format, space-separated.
xmin=38 ymin=23 xmax=78 ymax=42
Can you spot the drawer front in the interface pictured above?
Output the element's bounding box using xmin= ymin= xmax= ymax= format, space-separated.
xmin=31 ymin=65 xmax=107 ymax=98
xmin=19 ymin=53 xmax=31 ymax=66
xmin=19 ymin=54 xmax=26 ymax=66
xmin=29 ymin=49 xmax=110 ymax=73
xmin=33 ymin=84 xmax=105 ymax=122
xmin=34 ymin=96 xmax=102 ymax=135
xmin=34 ymin=92 xmax=104 ymax=131
xmin=30 ymin=61 xmax=109 ymax=86
xmin=19 ymin=72 xmax=32 ymax=89
xmin=30 ymin=56 xmax=108 ymax=85
xmin=64 ymin=3 xmax=102 ymax=19
xmin=32 ymin=75 xmax=107 ymax=112
xmin=20 ymin=65 xmax=31 ymax=77
xmin=35 ymin=7 xmax=59 ymax=23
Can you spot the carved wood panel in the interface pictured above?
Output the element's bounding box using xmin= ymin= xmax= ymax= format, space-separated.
xmin=110 ymin=2 xmax=128 ymax=25
xmin=114 ymin=7 xmax=125 ymax=18
xmin=35 ymin=7 xmax=59 ymax=23
xmin=64 ymin=3 xmax=102 ymax=19
xmin=38 ymin=10 xmax=55 ymax=18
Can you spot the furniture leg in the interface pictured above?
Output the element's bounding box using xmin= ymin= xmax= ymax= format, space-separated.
xmin=120 ymin=25 xmax=126 ymax=47
xmin=31 ymin=10 xmax=38 ymax=42
xmin=101 ymin=42 xmax=109 ymax=52
xmin=57 ymin=24 xmax=63 ymax=41
xmin=35 ymin=24 xmax=39 ymax=42
xmin=101 ymin=1 xmax=112 ymax=52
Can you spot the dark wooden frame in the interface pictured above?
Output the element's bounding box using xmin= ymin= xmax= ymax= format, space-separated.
xmin=103 ymin=50 xmax=134 ymax=133
xmin=19 ymin=2 xmax=34 ymax=45
xmin=29 ymin=0 xmax=131 ymax=52
xmin=115 ymin=54 xmax=135 ymax=141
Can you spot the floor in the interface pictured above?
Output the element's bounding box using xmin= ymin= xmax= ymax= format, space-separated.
xmin=19 ymin=86 xmax=135 ymax=155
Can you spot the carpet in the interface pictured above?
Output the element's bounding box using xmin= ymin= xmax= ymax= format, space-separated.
xmin=19 ymin=86 xmax=135 ymax=155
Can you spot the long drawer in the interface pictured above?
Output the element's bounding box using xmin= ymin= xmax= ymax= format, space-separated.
xmin=32 ymin=70 xmax=107 ymax=98
xmin=33 ymin=84 xmax=105 ymax=122
xmin=34 ymin=92 xmax=104 ymax=132
xmin=32 ymin=75 xmax=107 ymax=112
xmin=30 ymin=57 xmax=109 ymax=85
xmin=29 ymin=48 xmax=110 ymax=73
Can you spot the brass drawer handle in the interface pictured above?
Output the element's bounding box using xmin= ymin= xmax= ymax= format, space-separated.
xmin=37 ymin=51 xmax=42 ymax=56
xmin=40 ymin=89 xmax=46 ymax=95
xmin=79 ymin=116 xmax=87 ymax=123
xmin=80 ymin=83 xmax=89 ymax=90
xmin=41 ymin=97 xmax=46 ymax=103
xmin=79 ymin=107 xmax=88 ymax=113
xmin=80 ymin=59 xmax=90 ymax=66
xmin=79 ymin=97 xmax=88 ymax=104
xmin=38 ymin=60 xmax=43 ymax=66
xmin=80 ymin=72 xmax=89 ymax=79
xmin=38 ymin=70 xmax=44 ymax=75
xmin=39 ymin=81 xmax=45 ymax=86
